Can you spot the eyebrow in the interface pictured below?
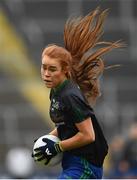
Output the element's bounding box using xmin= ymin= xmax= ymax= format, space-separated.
xmin=42 ymin=64 xmax=57 ymax=68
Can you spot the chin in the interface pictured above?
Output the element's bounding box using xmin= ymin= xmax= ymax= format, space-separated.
xmin=45 ymin=83 xmax=53 ymax=88
xmin=46 ymin=85 xmax=53 ymax=88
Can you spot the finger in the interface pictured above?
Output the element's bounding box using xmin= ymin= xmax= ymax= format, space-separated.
xmin=44 ymin=158 xmax=50 ymax=165
xmin=37 ymin=156 xmax=46 ymax=161
xmin=34 ymin=151 xmax=43 ymax=157
xmin=31 ymin=153 xmax=34 ymax=158
xmin=34 ymin=147 xmax=41 ymax=152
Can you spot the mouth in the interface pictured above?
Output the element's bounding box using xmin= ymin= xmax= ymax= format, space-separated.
xmin=44 ymin=80 xmax=52 ymax=83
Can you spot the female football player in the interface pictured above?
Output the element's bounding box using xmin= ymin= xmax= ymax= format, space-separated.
xmin=33 ymin=7 xmax=123 ymax=179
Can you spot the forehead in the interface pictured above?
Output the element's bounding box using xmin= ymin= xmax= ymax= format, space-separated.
xmin=42 ymin=55 xmax=60 ymax=67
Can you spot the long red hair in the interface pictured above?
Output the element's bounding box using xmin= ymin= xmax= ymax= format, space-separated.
xmin=42 ymin=7 xmax=124 ymax=105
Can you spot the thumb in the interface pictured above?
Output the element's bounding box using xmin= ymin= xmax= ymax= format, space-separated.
xmin=42 ymin=138 xmax=48 ymax=142
xmin=42 ymin=138 xmax=53 ymax=144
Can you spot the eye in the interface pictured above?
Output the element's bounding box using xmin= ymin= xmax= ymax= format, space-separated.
xmin=49 ymin=67 xmax=57 ymax=72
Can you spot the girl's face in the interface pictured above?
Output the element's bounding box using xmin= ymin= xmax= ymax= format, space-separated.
xmin=41 ymin=55 xmax=67 ymax=88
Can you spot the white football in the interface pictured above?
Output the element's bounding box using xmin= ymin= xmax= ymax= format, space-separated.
xmin=33 ymin=134 xmax=63 ymax=166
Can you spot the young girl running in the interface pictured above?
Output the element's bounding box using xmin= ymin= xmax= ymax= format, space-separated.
xmin=33 ymin=7 xmax=123 ymax=179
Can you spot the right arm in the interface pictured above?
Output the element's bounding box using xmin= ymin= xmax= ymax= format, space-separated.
xmin=49 ymin=128 xmax=58 ymax=137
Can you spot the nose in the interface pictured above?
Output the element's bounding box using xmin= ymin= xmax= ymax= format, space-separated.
xmin=44 ymin=70 xmax=50 ymax=77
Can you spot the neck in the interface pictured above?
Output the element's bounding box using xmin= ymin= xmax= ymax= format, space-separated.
xmin=53 ymin=78 xmax=69 ymax=93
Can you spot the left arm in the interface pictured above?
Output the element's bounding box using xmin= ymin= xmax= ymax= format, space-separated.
xmin=60 ymin=117 xmax=95 ymax=151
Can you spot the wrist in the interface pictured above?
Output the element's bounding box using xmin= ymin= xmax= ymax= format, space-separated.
xmin=54 ymin=142 xmax=64 ymax=153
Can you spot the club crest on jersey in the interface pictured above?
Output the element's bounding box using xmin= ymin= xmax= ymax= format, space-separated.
xmin=52 ymin=99 xmax=60 ymax=110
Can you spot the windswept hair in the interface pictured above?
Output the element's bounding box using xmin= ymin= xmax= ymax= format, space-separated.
xmin=64 ymin=7 xmax=124 ymax=105
xmin=42 ymin=7 xmax=124 ymax=105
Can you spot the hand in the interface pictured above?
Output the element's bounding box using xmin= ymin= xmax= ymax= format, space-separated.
xmin=32 ymin=138 xmax=62 ymax=165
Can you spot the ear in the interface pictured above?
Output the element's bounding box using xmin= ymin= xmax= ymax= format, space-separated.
xmin=62 ymin=66 xmax=69 ymax=73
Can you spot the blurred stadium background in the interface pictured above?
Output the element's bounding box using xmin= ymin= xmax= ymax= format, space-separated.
xmin=0 ymin=0 xmax=137 ymax=178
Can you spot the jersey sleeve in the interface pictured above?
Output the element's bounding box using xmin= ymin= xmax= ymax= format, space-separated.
xmin=62 ymin=93 xmax=94 ymax=123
